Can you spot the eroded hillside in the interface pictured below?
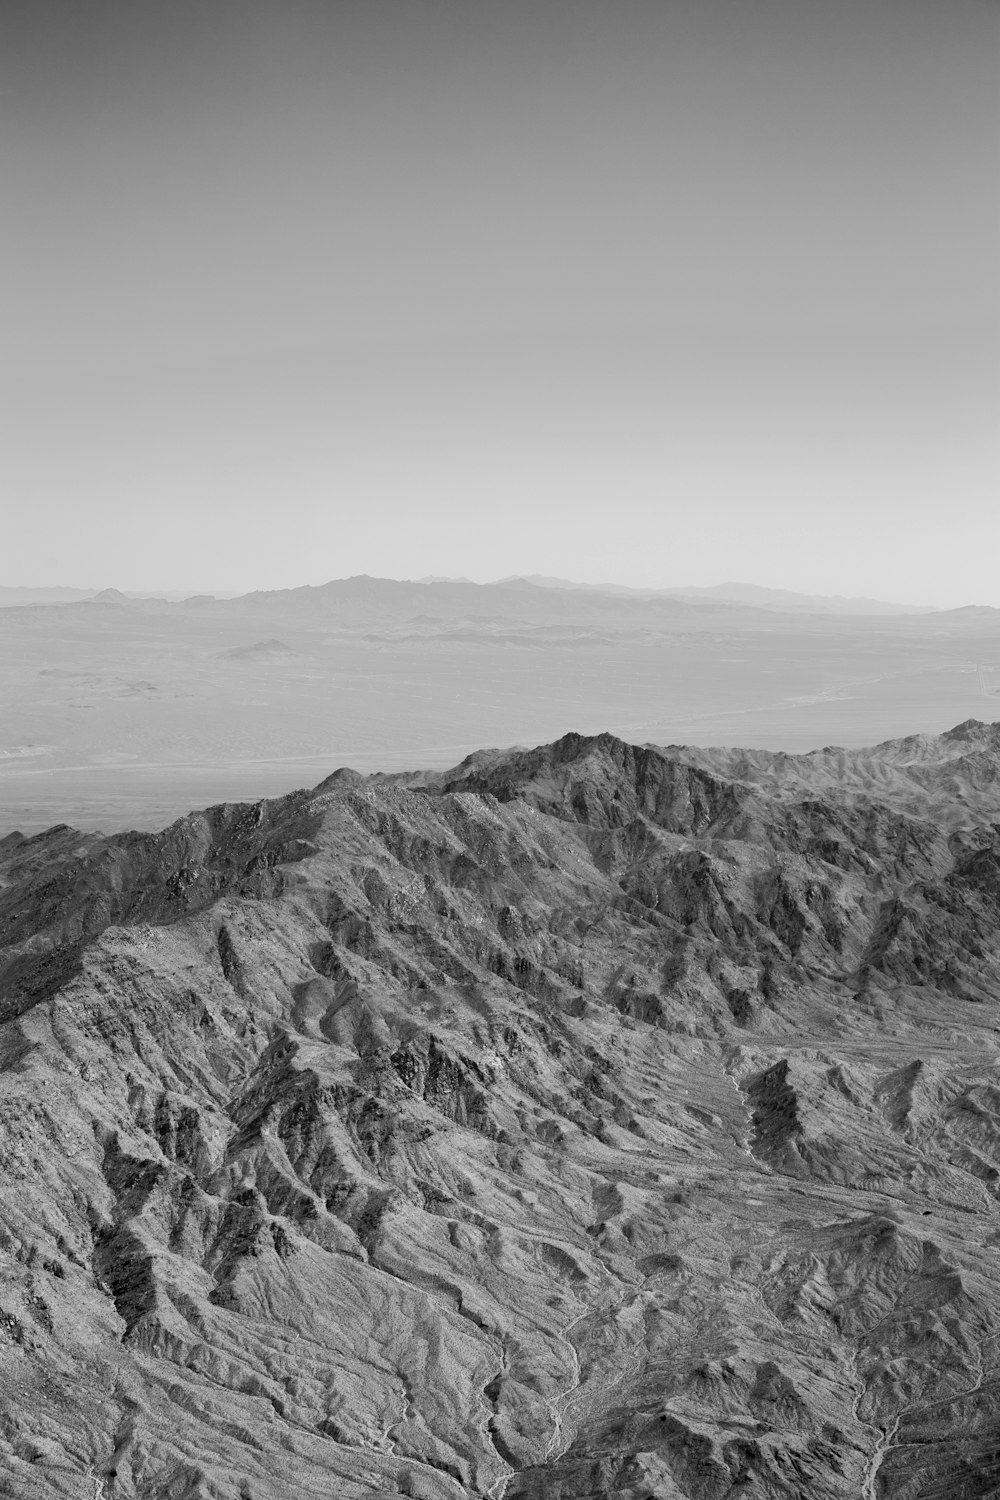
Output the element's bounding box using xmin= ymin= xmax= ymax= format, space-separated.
xmin=3 ymin=723 xmax=1000 ymax=1497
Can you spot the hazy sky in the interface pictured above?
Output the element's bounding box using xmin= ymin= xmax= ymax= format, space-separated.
xmin=3 ymin=0 xmax=998 ymax=604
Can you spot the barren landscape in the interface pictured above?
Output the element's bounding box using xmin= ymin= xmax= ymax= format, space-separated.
xmin=2 ymin=577 xmax=999 ymax=836
xmin=4 ymin=0 xmax=997 ymax=1490
xmin=4 ymin=714 xmax=1000 ymax=1496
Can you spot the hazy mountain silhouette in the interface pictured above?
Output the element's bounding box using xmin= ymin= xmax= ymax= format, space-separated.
xmin=2 ymin=574 xmax=999 ymax=838
xmin=496 ymin=575 xmax=936 ymax=614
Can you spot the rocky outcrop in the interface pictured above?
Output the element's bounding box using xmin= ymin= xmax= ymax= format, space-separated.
xmin=3 ymin=724 xmax=1000 ymax=1496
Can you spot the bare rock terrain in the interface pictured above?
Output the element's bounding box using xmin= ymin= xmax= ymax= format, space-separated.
xmin=4 ymin=721 xmax=1000 ymax=1496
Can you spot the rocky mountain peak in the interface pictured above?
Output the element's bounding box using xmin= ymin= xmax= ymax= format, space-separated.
xmin=2 ymin=722 xmax=1000 ymax=1497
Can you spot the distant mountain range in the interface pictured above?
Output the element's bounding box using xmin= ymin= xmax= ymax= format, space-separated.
xmin=1 ymin=577 xmax=938 ymax=615
xmin=495 ymin=575 xmax=936 ymax=615
xmin=0 ymin=585 xmax=101 ymax=605
xmin=0 ymin=586 xmax=242 ymax=606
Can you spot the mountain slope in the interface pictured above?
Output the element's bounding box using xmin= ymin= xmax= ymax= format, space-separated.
xmin=3 ymin=725 xmax=1000 ymax=1497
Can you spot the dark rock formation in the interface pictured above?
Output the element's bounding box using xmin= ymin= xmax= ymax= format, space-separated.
xmin=4 ymin=723 xmax=1000 ymax=1496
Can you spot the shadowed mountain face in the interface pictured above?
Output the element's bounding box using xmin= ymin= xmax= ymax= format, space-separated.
xmin=4 ymin=724 xmax=1000 ymax=1497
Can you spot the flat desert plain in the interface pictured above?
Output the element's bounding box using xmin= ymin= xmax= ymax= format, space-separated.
xmin=2 ymin=577 xmax=998 ymax=834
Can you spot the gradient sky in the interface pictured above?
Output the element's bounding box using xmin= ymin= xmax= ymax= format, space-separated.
xmin=3 ymin=0 xmax=998 ymax=604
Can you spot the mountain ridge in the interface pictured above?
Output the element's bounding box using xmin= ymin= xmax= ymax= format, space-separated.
xmin=495 ymin=576 xmax=937 ymax=615
xmin=3 ymin=722 xmax=1000 ymax=1496
xmin=1 ymin=574 xmax=950 ymax=618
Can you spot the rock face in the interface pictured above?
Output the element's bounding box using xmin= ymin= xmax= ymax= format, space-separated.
xmin=4 ymin=722 xmax=1000 ymax=1497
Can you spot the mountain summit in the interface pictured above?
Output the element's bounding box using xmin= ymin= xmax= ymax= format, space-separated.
xmin=3 ymin=723 xmax=1000 ymax=1497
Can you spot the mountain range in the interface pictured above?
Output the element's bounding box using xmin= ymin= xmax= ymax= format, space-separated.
xmin=495 ymin=577 xmax=936 ymax=616
xmin=0 ymin=579 xmax=938 ymax=615
xmin=4 ymin=719 xmax=1000 ymax=1496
